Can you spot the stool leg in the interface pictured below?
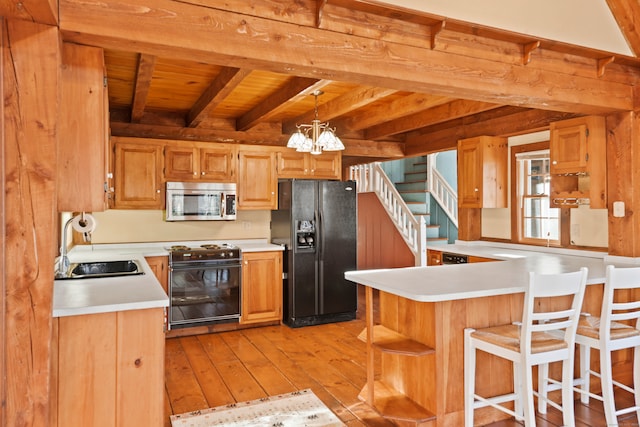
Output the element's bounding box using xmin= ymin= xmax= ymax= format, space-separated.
xmin=579 ymin=343 xmax=590 ymax=404
xmin=537 ymin=362 xmax=549 ymax=414
xmin=634 ymin=345 xmax=640 ymax=423
xmin=600 ymin=348 xmax=618 ymax=426
xmin=464 ymin=329 xmax=476 ymax=427
xmin=514 ymin=359 xmax=523 ymax=419
xmin=561 ymin=358 xmax=576 ymax=427
xmin=521 ymin=361 xmax=535 ymax=427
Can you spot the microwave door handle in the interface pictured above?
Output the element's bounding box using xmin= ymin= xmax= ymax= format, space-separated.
xmin=220 ymin=193 xmax=225 ymax=218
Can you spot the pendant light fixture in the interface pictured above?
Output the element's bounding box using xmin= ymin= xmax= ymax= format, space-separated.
xmin=287 ymin=90 xmax=345 ymax=155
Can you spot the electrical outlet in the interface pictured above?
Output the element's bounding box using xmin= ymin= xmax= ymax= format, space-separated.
xmin=613 ymin=201 xmax=625 ymax=218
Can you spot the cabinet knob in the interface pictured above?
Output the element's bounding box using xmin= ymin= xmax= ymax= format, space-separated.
xmin=156 ymin=189 xmax=161 ymax=193
xmin=552 ymin=160 xmax=557 ymax=165
xmin=193 ymin=172 xmax=197 ymax=176
xmin=474 ymin=188 xmax=479 ymax=192
xmin=201 ymin=171 xmax=205 ymax=175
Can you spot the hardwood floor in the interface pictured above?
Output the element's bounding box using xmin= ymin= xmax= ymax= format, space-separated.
xmin=164 ymin=285 xmax=639 ymax=426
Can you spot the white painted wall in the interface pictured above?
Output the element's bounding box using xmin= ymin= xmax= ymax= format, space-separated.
xmin=89 ymin=209 xmax=271 ymax=244
xmin=381 ymin=0 xmax=632 ymax=55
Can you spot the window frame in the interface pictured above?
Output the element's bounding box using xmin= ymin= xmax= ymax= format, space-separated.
xmin=511 ymin=141 xmax=562 ymax=247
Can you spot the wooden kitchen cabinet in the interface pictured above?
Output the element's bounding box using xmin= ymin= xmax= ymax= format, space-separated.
xmin=51 ymin=308 xmax=164 ymax=427
xmin=427 ymin=249 xmax=442 ymax=266
xmin=457 ymin=136 xmax=508 ymax=208
xmin=237 ymin=147 xmax=278 ymax=210
xmin=164 ymin=141 xmax=236 ymax=182
xmin=549 ymin=115 xmax=606 ymax=208
xmin=276 ymin=150 xmax=342 ymax=179
xmin=58 ymin=42 xmax=110 ymax=212
xmin=112 ymin=137 xmax=164 ymax=209
xmin=240 ymin=251 xmax=283 ymax=324
xmin=145 ymin=256 xmax=168 ymax=294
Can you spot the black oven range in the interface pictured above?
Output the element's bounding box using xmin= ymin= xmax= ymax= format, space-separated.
xmin=168 ymin=243 xmax=241 ymax=329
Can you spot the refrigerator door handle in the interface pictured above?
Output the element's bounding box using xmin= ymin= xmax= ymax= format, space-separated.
xmin=316 ymin=208 xmax=322 ymax=258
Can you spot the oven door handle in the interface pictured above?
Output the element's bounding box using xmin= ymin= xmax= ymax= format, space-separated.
xmin=169 ymin=262 xmax=241 ymax=272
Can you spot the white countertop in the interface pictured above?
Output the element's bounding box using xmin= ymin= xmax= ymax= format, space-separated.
xmin=53 ymin=253 xmax=169 ymax=317
xmin=53 ymin=239 xmax=283 ymax=318
xmin=345 ymin=242 xmax=640 ymax=303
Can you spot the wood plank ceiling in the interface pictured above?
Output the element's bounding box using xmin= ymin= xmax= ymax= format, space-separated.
xmin=89 ymin=0 xmax=640 ymax=167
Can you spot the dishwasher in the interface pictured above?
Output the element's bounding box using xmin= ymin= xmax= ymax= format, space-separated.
xmin=442 ymin=252 xmax=468 ymax=264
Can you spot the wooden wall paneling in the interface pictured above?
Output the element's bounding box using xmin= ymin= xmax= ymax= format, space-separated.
xmin=356 ymin=193 xmax=414 ymax=270
xmin=116 ymin=308 xmax=165 ymax=427
xmin=3 ymin=19 xmax=59 ymax=427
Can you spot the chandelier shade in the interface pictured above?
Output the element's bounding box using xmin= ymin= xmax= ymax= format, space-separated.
xmin=287 ymin=91 xmax=345 ymax=155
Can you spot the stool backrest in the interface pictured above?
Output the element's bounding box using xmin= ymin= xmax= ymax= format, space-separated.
xmin=521 ymin=268 xmax=588 ymax=354
xmin=601 ymin=265 xmax=640 ymax=338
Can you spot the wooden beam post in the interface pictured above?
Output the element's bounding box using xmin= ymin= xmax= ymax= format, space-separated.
xmin=2 ymin=18 xmax=59 ymax=426
xmin=606 ymin=109 xmax=640 ymax=257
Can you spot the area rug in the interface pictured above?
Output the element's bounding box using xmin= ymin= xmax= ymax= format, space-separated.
xmin=170 ymin=389 xmax=345 ymax=427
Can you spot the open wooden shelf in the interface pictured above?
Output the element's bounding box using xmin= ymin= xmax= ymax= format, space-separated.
xmin=358 ymin=325 xmax=435 ymax=356
xmin=359 ymin=380 xmax=436 ymax=425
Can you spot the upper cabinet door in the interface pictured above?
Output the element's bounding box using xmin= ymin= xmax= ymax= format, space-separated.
xmin=237 ymin=148 xmax=277 ymax=210
xmin=308 ymin=152 xmax=341 ymax=179
xmin=199 ymin=145 xmax=237 ymax=182
xmin=549 ymin=116 xmax=607 ymax=208
xmin=457 ymin=136 xmax=508 ymax=208
xmin=550 ymin=124 xmax=589 ymax=174
xmin=164 ymin=142 xmax=236 ymax=182
xmin=58 ymin=43 xmax=109 ymax=212
xmin=276 ymin=150 xmax=341 ymax=179
xmin=164 ymin=145 xmax=198 ymax=181
xmin=112 ymin=138 xmax=164 ymax=209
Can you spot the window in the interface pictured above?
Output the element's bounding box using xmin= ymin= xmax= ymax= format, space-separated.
xmin=516 ymin=149 xmax=560 ymax=245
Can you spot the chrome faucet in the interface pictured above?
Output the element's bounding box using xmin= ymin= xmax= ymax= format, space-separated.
xmin=55 ymin=217 xmax=75 ymax=279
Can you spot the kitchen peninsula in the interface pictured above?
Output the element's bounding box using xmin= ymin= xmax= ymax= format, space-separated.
xmin=345 ymin=243 xmax=635 ymax=427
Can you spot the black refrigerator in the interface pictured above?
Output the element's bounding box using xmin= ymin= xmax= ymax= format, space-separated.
xmin=271 ymin=179 xmax=357 ymax=327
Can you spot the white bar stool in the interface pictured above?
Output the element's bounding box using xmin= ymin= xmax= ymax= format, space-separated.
xmin=464 ymin=268 xmax=588 ymax=427
xmin=540 ymin=264 xmax=640 ymax=426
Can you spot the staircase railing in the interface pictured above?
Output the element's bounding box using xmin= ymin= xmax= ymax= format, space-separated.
xmin=427 ymin=155 xmax=458 ymax=227
xmin=350 ymin=163 xmax=427 ymax=266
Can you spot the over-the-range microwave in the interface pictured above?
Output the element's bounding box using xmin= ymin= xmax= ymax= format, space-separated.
xmin=165 ymin=182 xmax=236 ymax=221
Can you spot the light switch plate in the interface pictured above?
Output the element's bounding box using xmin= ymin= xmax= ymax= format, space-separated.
xmin=613 ymin=201 xmax=625 ymax=217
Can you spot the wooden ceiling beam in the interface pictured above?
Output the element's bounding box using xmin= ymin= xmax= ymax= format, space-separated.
xmin=404 ymin=108 xmax=581 ymax=156
xmin=605 ymin=0 xmax=640 ymax=57
xmin=365 ymin=99 xmax=501 ymax=139
xmin=130 ymin=53 xmax=156 ymax=123
xmin=282 ymin=86 xmax=397 ymax=134
xmin=236 ymin=77 xmax=325 ymax=131
xmin=187 ymin=67 xmax=251 ymax=128
xmin=332 ymin=93 xmax=450 ymax=133
xmin=59 ymin=0 xmax=634 ymax=115
xmin=0 ymin=0 xmax=57 ymax=25
xmin=110 ymin=120 xmax=402 ymax=158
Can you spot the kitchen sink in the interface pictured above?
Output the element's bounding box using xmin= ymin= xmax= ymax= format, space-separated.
xmin=56 ymin=260 xmax=145 ymax=280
